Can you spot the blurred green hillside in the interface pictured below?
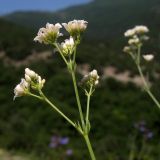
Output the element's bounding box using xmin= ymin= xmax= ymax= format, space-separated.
xmin=1 ymin=0 xmax=160 ymax=159
xmin=3 ymin=0 xmax=160 ymax=39
xmin=0 ymin=19 xmax=35 ymax=59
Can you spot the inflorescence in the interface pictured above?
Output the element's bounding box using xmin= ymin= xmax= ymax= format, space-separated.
xmin=14 ymin=68 xmax=45 ymax=100
xmin=124 ymin=25 xmax=149 ymax=54
xmin=123 ymin=25 xmax=154 ymax=63
xmin=14 ymin=20 xmax=99 ymax=100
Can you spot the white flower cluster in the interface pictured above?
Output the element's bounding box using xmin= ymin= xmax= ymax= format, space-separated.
xmin=62 ymin=20 xmax=88 ymax=36
xmin=34 ymin=20 xmax=88 ymax=45
xmin=60 ymin=37 xmax=75 ymax=56
xmin=34 ymin=23 xmax=62 ymax=44
xmin=81 ymin=69 xmax=100 ymax=87
xmin=124 ymin=25 xmax=149 ymax=54
xmin=14 ymin=68 xmax=45 ymax=99
xmin=124 ymin=26 xmax=149 ymax=37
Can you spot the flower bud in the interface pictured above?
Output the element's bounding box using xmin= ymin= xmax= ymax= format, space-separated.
xmin=25 ymin=74 xmax=31 ymax=82
xmin=60 ymin=37 xmax=75 ymax=56
xmin=37 ymin=76 xmax=46 ymax=89
xmin=25 ymin=68 xmax=37 ymax=79
xmin=81 ymin=69 xmax=100 ymax=87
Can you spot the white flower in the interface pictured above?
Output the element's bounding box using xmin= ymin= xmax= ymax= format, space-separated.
xmin=89 ymin=70 xmax=99 ymax=80
xmin=128 ymin=37 xmax=140 ymax=45
xmin=62 ymin=20 xmax=88 ymax=36
xmin=82 ymin=69 xmax=100 ymax=86
xmin=143 ymin=54 xmax=154 ymax=61
xmin=124 ymin=25 xmax=149 ymax=38
xmin=60 ymin=37 xmax=75 ymax=56
xmin=134 ymin=26 xmax=149 ymax=34
xmin=14 ymin=68 xmax=46 ymax=100
xmin=14 ymin=79 xmax=29 ymax=99
xmin=124 ymin=29 xmax=136 ymax=37
xmin=34 ymin=23 xmax=62 ymax=44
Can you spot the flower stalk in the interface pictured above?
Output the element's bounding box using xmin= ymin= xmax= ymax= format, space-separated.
xmin=14 ymin=20 xmax=97 ymax=160
xmin=84 ymin=135 xmax=96 ymax=160
xmin=124 ymin=25 xmax=160 ymax=110
xmin=71 ymin=69 xmax=85 ymax=128
xmin=86 ymin=85 xmax=93 ymax=127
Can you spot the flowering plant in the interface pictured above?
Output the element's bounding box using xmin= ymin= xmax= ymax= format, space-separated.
xmin=123 ymin=25 xmax=160 ymax=109
xmin=14 ymin=20 xmax=97 ymax=160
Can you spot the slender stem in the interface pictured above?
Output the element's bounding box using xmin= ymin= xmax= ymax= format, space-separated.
xmin=45 ymin=97 xmax=76 ymax=128
xmin=33 ymin=90 xmax=78 ymax=132
xmin=28 ymin=93 xmax=43 ymax=100
xmin=137 ymin=65 xmax=160 ymax=109
xmin=71 ymin=43 xmax=96 ymax=159
xmin=137 ymin=44 xmax=141 ymax=65
xmin=71 ymin=70 xmax=85 ymax=128
xmin=84 ymin=135 xmax=96 ymax=160
xmin=86 ymin=85 xmax=93 ymax=124
xmin=135 ymin=45 xmax=160 ymax=109
xmin=73 ymin=45 xmax=77 ymax=63
xmin=54 ymin=43 xmax=68 ymax=65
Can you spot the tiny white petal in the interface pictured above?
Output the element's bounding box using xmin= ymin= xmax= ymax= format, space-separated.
xmin=143 ymin=54 xmax=154 ymax=61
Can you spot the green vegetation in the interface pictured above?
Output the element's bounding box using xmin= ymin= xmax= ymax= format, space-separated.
xmin=0 ymin=0 xmax=160 ymax=159
xmin=1 ymin=59 xmax=160 ymax=159
xmin=3 ymin=0 xmax=160 ymax=40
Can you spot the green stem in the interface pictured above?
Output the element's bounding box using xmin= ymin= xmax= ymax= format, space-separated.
xmin=86 ymin=85 xmax=93 ymax=124
xmin=84 ymin=135 xmax=96 ymax=160
xmin=28 ymin=93 xmax=43 ymax=100
xmin=54 ymin=43 xmax=68 ymax=65
xmin=73 ymin=45 xmax=77 ymax=63
xmin=71 ymin=70 xmax=85 ymax=128
xmin=135 ymin=45 xmax=160 ymax=109
xmin=32 ymin=90 xmax=80 ymax=133
xmin=137 ymin=44 xmax=141 ymax=65
xmin=44 ymin=97 xmax=76 ymax=128
xmin=137 ymin=65 xmax=160 ymax=109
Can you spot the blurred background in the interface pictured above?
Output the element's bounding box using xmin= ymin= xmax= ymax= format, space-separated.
xmin=0 ymin=0 xmax=160 ymax=159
